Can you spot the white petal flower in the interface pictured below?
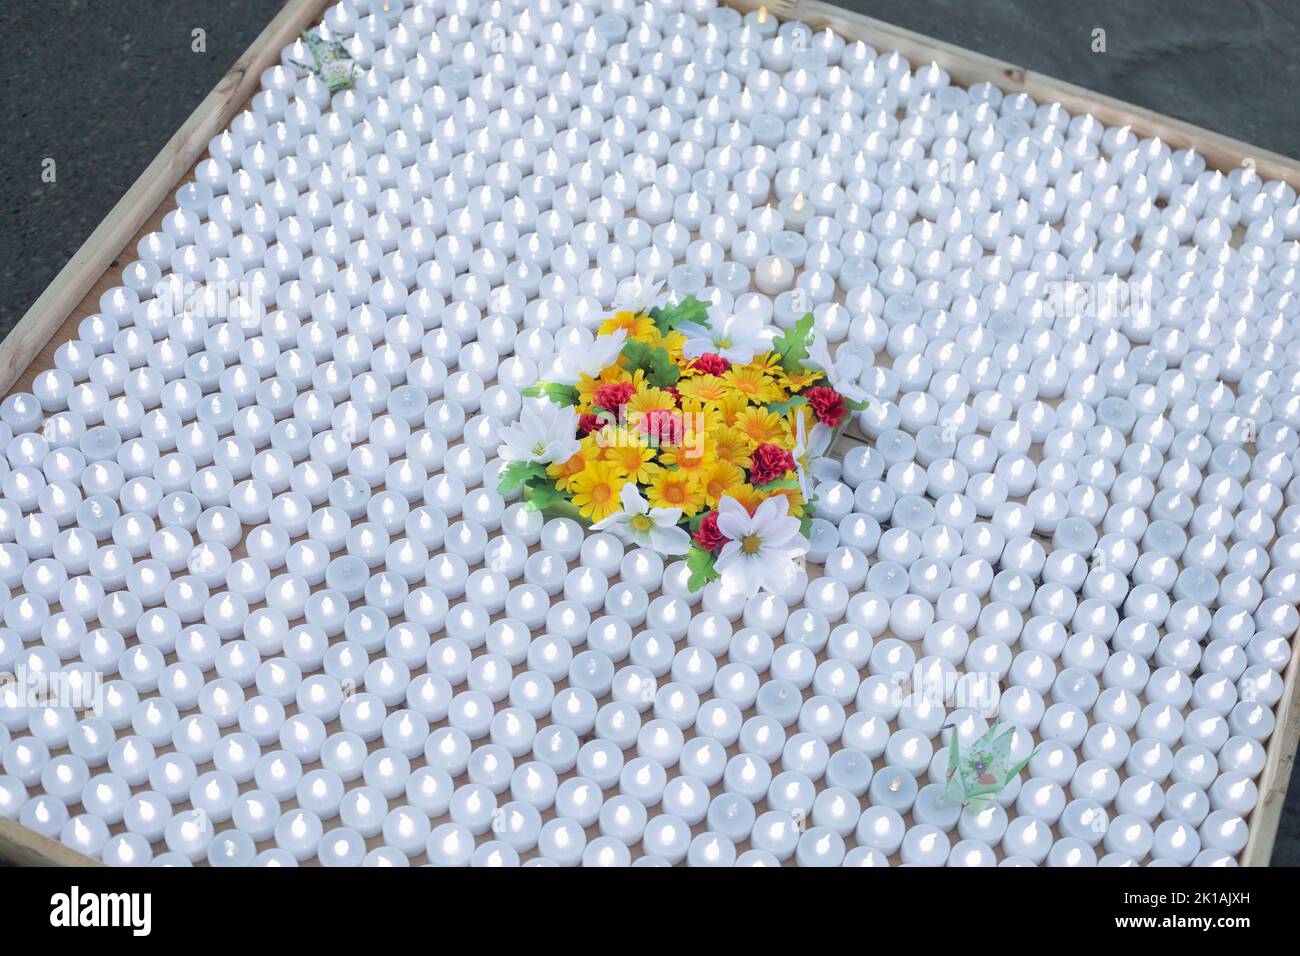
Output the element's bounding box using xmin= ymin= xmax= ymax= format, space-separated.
xmin=678 ymin=311 xmax=766 ymax=365
xmin=591 ymin=482 xmax=692 ymax=554
xmin=792 ymin=411 xmax=836 ymax=502
xmin=713 ymin=495 xmax=810 ymax=598
xmin=497 ymin=400 xmax=581 ymax=464
xmin=549 ymin=328 xmax=628 ymax=385
xmin=805 ymin=333 xmax=872 ymax=404
xmin=612 ymin=275 xmax=665 ymax=315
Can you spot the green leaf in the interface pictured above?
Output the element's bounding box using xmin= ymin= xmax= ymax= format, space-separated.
xmin=497 ymin=461 xmax=548 ymax=494
xmin=686 ymin=545 xmax=721 ymax=592
xmin=772 ymin=312 xmax=815 ymax=375
xmin=648 ymin=295 xmax=710 ymax=336
xmin=522 ymin=481 xmax=585 ymax=522
xmin=754 ymin=477 xmax=800 ymax=492
xmin=798 ymin=513 xmax=813 ymax=538
xmin=620 ymin=340 xmax=680 ymax=388
xmin=844 ymin=397 xmax=870 ymax=411
xmin=767 ymin=394 xmax=808 ymax=417
xmin=522 ymin=382 xmax=580 ymax=405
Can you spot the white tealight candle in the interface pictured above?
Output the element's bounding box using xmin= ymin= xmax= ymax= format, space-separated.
xmin=754 ymin=254 xmax=795 ymax=295
xmin=778 ymin=191 xmax=815 ymax=230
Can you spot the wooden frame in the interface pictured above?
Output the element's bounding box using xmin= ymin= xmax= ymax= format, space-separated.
xmin=1 ymin=0 xmax=1297 ymax=866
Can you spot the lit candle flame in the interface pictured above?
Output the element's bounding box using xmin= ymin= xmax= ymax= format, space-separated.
xmin=793 ymin=192 xmax=805 ymax=212
xmin=758 ymin=6 xmax=769 ymax=23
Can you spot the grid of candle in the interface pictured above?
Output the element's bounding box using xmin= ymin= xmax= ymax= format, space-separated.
xmin=1 ymin=0 xmax=1298 ymax=866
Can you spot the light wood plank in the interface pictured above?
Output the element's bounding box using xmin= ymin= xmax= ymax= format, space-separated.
xmin=1244 ymin=642 xmax=1300 ymax=866
xmin=0 ymin=817 xmax=101 ymax=867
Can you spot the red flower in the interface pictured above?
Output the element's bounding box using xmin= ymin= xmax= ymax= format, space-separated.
xmin=593 ymin=381 xmax=635 ymax=412
xmin=639 ymin=408 xmax=684 ymax=446
xmin=806 ymin=385 xmax=849 ymax=428
xmin=749 ymin=443 xmax=796 ymax=485
xmin=690 ymin=353 xmax=731 ymax=376
xmin=694 ymin=510 xmax=728 ymax=552
xmin=577 ymin=413 xmax=607 ymax=436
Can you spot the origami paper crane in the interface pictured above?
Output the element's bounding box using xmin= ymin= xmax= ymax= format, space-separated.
xmin=290 ymin=31 xmax=356 ymax=92
xmin=943 ymin=722 xmax=1038 ymax=811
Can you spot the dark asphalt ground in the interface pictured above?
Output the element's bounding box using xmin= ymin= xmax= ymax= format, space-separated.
xmin=0 ymin=0 xmax=1297 ymax=864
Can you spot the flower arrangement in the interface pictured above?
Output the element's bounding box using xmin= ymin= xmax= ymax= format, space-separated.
xmin=497 ymin=286 xmax=868 ymax=597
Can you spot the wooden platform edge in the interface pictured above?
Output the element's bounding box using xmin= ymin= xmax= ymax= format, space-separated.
xmin=2 ymin=0 xmax=1297 ymax=868
xmin=723 ymin=0 xmax=1300 ymax=190
xmin=0 ymin=816 xmax=101 ymax=867
xmin=1243 ymin=636 xmax=1300 ymax=866
xmin=0 ymin=0 xmax=334 ymax=398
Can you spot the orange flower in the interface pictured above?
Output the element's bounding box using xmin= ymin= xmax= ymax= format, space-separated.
xmin=569 ymin=461 xmax=629 ymax=522
xmin=601 ymin=434 xmax=662 ymax=484
xmin=645 ymin=469 xmax=706 ymax=517
xmin=733 ymin=407 xmax=788 ymax=447
xmin=546 ymin=446 xmax=589 ymax=491
xmin=711 ymin=426 xmax=754 ymax=469
xmin=699 ymin=460 xmax=747 ymax=506
xmin=658 ymin=444 xmax=716 ymax=482
xmin=677 ymin=375 xmax=729 ymax=404
xmin=600 ymin=311 xmax=657 ymax=339
xmin=723 ymin=366 xmax=783 ymax=404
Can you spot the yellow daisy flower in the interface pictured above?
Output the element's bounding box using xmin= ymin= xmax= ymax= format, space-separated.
xmin=733 ymin=407 xmax=788 ymax=447
xmin=723 ymin=366 xmax=783 ymax=404
xmin=646 ymin=468 xmax=706 ymax=517
xmin=600 ymin=311 xmax=657 ymax=339
xmin=699 ymin=460 xmax=747 ymax=506
xmin=657 ymin=329 xmax=687 ymax=360
xmin=658 ymin=443 xmax=717 ymax=482
xmin=710 ymin=425 xmax=753 ymax=469
xmin=746 ymin=352 xmax=784 ymax=377
xmin=677 ymin=375 xmax=729 ymax=404
xmin=569 ymin=461 xmax=629 ymax=522
xmin=547 ymin=446 xmax=590 ymax=492
xmin=625 ymin=387 xmax=677 ymax=419
xmin=601 ymin=434 xmax=662 ymax=484
xmin=779 ymin=369 xmax=824 ymax=392
xmin=715 ymin=391 xmax=750 ymax=424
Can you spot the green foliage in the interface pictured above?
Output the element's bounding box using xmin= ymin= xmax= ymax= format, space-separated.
xmin=754 ymin=476 xmax=800 ymax=492
xmin=620 ymin=340 xmax=680 ymax=388
xmin=648 ymin=295 xmax=709 ymax=336
xmin=844 ymin=396 xmax=870 ymax=411
xmin=497 ymin=461 xmax=548 ymax=494
xmin=522 ymin=482 xmax=585 ymax=522
xmin=686 ymin=545 xmax=721 ymax=591
xmin=522 ymin=382 xmax=580 ymax=405
xmin=767 ymin=394 xmax=808 ymax=417
xmin=772 ymin=313 xmax=815 ymax=375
